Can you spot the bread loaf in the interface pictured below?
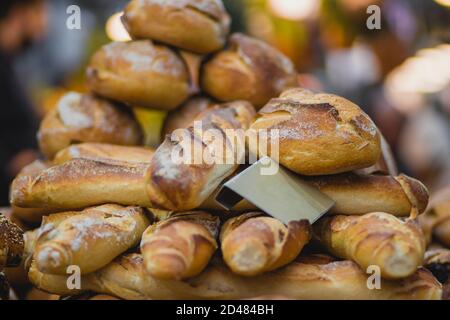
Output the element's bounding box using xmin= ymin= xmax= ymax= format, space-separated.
xmin=87 ymin=41 xmax=190 ymax=110
xmin=0 ymin=214 xmax=24 ymax=268
xmin=428 ymin=189 xmax=450 ymax=247
xmin=162 ymin=96 xmax=216 ymax=137
xmin=146 ymin=101 xmax=255 ymax=211
xmin=29 ymin=253 xmax=442 ymax=300
xmin=424 ymin=247 xmax=450 ymax=284
xmin=141 ymin=211 xmax=219 ymax=280
xmin=34 ymin=205 xmax=151 ymax=275
xmin=202 ymin=33 xmax=297 ymax=109
xmin=314 ymin=212 xmax=426 ymax=279
xmin=37 ymin=92 xmax=143 ymax=159
xmin=123 ymin=0 xmax=230 ymax=54
xmin=220 ymin=212 xmax=311 ymax=276
xmin=249 ymin=88 xmax=381 ymax=175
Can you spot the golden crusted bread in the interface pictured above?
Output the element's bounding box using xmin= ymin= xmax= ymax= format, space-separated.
xmin=221 ymin=213 xmax=311 ymax=276
xmin=123 ymin=0 xmax=230 ymax=54
xmin=202 ymin=33 xmax=297 ymax=109
xmin=424 ymin=247 xmax=450 ymax=284
xmin=141 ymin=211 xmax=219 ymax=280
xmin=0 ymin=214 xmax=24 ymax=268
xmin=314 ymin=212 xmax=426 ymax=279
xmin=37 ymin=92 xmax=142 ymax=159
xmin=87 ymin=41 xmax=190 ymax=110
xmin=162 ymin=96 xmax=216 ymax=137
xmin=34 ymin=205 xmax=151 ymax=275
xmin=422 ymin=188 xmax=450 ymax=247
xmin=29 ymin=253 xmax=443 ymax=300
xmin=146 ymin=101 xmax=256 ymax=211
xmin=249 ymin=88 xmax=381 ymax=175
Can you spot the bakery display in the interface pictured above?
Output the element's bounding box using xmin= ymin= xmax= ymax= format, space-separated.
xmin=38 ymin=92 xmax=143 ymax=159
xmin=87 ymin=41 xmax=190 ymax=110
xmin=141 ymin=211 xmax=219 ymax=280
xmin=249 ymin=88 xmax=381 ymax=175
xmin=202 ymin=33 xmax=298 ymax=109
xmin=2 ymin=0 xmax=447 ymax=301
xmin=123 ymin=0 xmax=230 ymax=54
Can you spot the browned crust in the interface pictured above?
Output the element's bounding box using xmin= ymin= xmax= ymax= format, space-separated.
xmin=0 ymin=214 xmax=24 ymax=268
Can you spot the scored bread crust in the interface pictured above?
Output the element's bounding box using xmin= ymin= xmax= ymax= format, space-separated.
xmin=87 ymin=41 xmax=190 ymax=110
xmin=37 ymin=92 xmax=143 ymax=159
xmin=250 ymin=88 xmax=381 ymax=175
xmin=123 ymin=0 xmax=230 ymax=54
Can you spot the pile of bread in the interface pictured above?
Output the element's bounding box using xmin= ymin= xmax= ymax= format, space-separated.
xmin=1 ymin=0 xmax=449 ymax=300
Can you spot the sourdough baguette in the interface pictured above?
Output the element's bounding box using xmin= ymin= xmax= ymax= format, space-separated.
xmin=249 ymin=88 xmax=381 ymax=175
xmin=145 ymin=101 xmax=255 ymax=211
xmin=123 ymin=0 xmax=230 ymax=54
xmin=37 ymin=92 xmax=143 ymax=159
xmin=201 ymin=173 xmax=429 ymax=217
xmin=220 ymin=212 xmax=311 ymax=276
xmin=87 ymin=41 xmax=190 ymax=110
xmin=141 ymin=211 xmax=219 ymax=280
xmin=314 ymin=212 xmax=426 ymax=279
xmin=29 ymin=253 xmax=442 ymax=300
xmin=34 ymin=205 xmax=151 ymax=275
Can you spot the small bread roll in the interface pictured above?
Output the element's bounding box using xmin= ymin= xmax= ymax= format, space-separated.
xmin=162 ymin=96 xmax=216 ymax=137
xmin=34 ymin=205 xmax=151 ymax=275
xmin=0 ymin=214 xmax=24 ymax=268
xmin=87 ymin=41 xmax=190 ymax=110
xmin=314 ymin=212 xmax=426 ymax=280
xmin=249 ymin=88 xmax=381 ymax=175
xmin=202 ymin=33 xmax=297 ymax=109
xmin=141 ymin=212 xmax=219 ymax=280
xmin=123 ymin=0 xmax=230 ymax=54
xmin=37 ymin=92 xmax=143 ymax=159
xmin=221 ymin=212 xmax=311 ymax=276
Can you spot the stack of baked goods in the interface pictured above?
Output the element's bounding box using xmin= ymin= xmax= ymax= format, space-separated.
xmin=0 ymin=0 xmax=447 ymax=300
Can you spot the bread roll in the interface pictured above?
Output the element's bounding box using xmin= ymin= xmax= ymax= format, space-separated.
xmin=0 ymin=214 xmax=24 ymax=268
xmin=34 ymin=205 xmax=151 ymax=275
xmin=146 ymin=101 xmax=255 ymax=211
xmin=424 ymin=248 xmax=449 ymax=284
xmin=429 ymin=188 xmax=450 ymax=247
xmin=162 ymin=96 xmax=216 ymax=137
xmin=220 ymin=212 xmax=311 ymax=276
xmin=141 ymin=211 xmax=219 ymax=280
xmin=29 ymin=253 xmax=442 ymax=300
xmin=249 ymin=88 xmax=381 ymax=175
xmin=37 ymin=92 xmax=143 ymax=159
xmin=123 ymin=0 xmax=230 ymax=54
xmin=202 ymin=33 xmax=297 ymax=109
xmin=314 ymin=212 xmax=426 ymax=279
xmin=87 ymin=41 xmax=190 ymax=110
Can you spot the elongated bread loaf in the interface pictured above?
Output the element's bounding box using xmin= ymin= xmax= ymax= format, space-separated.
xmin=141 ymin=211 xmax=219 ymax=280
xmin=37 ymin=92 xmax=143 ymax=159
xmin=220 ymin=212 xmax=311 ymax=276
xmin=249 ymin=88 xmax=381 ymax=175
xmin=202 ymin=173 xmax=429 ymax=217
xmin=314 ymin=212 xmax=426 ymax=279
xmin=34 ymin=205 xmax=151 ymax=275
xmin=29 ymin=253 xmax=442 ymax=300
xmin=146 ymin=101 xmax=255 ymax=211
xmin=123 ymin=0 xmax=230 ymax=54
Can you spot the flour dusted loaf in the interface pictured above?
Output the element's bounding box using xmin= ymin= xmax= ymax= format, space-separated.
xmin=37 ymin=92 xmax=143 ymax=159
xmin=123 ymin=0 xmax=230 ymax=54
xmin=249 ymin=88 xmax=381 ymax=175
xmin=202 ymin=33 xmax=297 ymax=109
xmin=33 ymin=204 xmax=151 ymax=275
xmin=87 ymin=41 xmax=190 ymax=110
xmin=28 ymin=253 xmax=442 ymax=300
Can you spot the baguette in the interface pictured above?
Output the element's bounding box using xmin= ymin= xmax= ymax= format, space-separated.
xmin=314 ymin=212 xmax=426 ymax=279
xmin=201 ymin=173 xmax=429 ymax=217
xmin=146 ymin=101 xmax=255 ymax=211
xmin=141 ymin=211 xmax=219 ymax=280
xmin=37 ymin=92 xmax=143 ymax=159
xmin=220 ymin=212 xmax=311 ymax=276
xmin=249 ymin=88 xmax=381 ymax=175
xmin=34 ymin=205 xmax=151 ymax=275
xmin=29 ymin=253 xmax=442 ymax=300
xmin=123 ymin=0 xmax=230 ymax=54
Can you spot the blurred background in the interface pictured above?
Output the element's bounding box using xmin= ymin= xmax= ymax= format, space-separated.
xmin=0 ymin=0 xmax=449 ymax=206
